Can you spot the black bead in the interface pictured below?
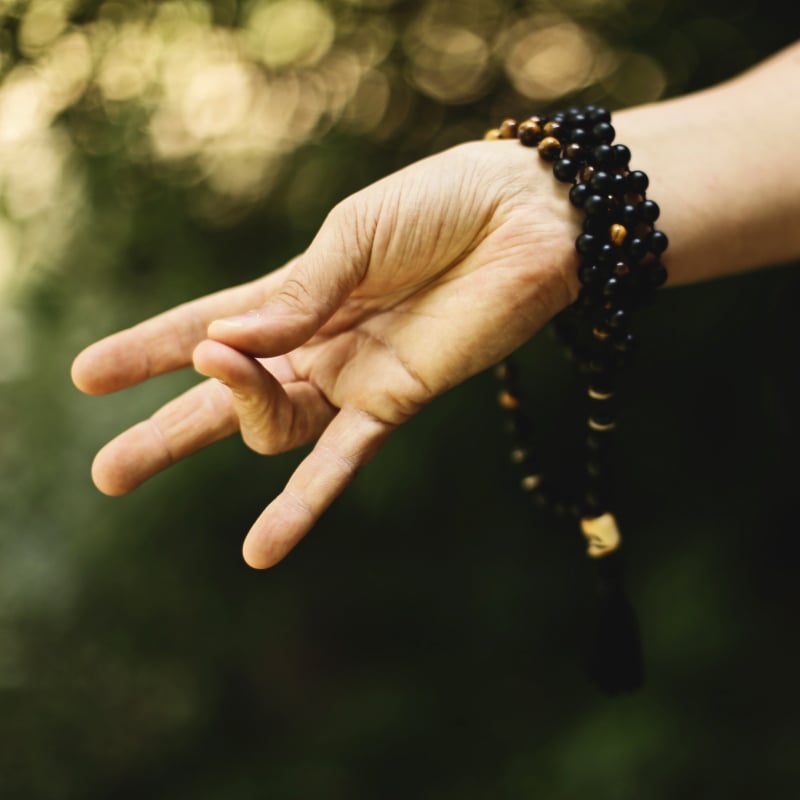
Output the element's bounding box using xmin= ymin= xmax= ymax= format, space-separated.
xmin=579 ymin=263 xmax=602 ymax=288
xmin=587 ymin=106 xmax=611 ymax=124
xmin=583 ymin=215 xmax=608 ymax=236
xmin=612 ymin=144 xmax=631 ymax=167
xmin=586 ymin=459 xmax=606 ymax=479
xmin=639 ymin=199 xmax=660 ymax=223
xmin=648 ymin=230 xmax=669 ymax=255
xmin=592 ymin=122 xmax=615 ymax=144
xmin=591 ymin=144 xmax=615 ymax=166
xmin=567 ymin=127 xmax=592 ymax=146
xmin=569 ymin=182 xmax=590 ymax=208
xmin=589 ymin=397 xmax=616 ymax=425
xmin=586 ymin=431 xmax=612 ymax=454
xmin=625 ymin=170 xmax=649 ymax=194
xmin=621 ymin=203 xmax=639 ymax=227
xmin=589 ymin=372 xmax=616 ymax=395
xmin=613 ymin=331 xmax=637 ymax=353
xmin=611 ymin=172 xmax=627 ymax=195
xmin=607 ymin=308 xmax=629 ymax=330
xmin=576 ymin=233 xmax=599 ymax=255
xmin=596 ymin=243 xmax=616 ymax=265
xmin=583 ymin=193 xmax=609 ymax=217
xmin=626 ymin=236 xmax=649 ymax=261
xmin=553 ymin=157 xmax=580 ymax=182
xmin=603 ymin=276 xmax=623 ymax=298
xmin=647 ymin=262 xmax=668 ymax=287
xmin=504 ymin=412 xmax=531 ymax=439
xmin=588 ymin=170 xmax=614 ymax=194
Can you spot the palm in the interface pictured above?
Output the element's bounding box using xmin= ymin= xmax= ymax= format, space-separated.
xmin=72 ymin=140 xmax=578 ymax=568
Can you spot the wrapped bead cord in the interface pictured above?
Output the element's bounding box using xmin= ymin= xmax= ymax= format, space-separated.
xmin=486 ymin=106 xmax=669 ymax=694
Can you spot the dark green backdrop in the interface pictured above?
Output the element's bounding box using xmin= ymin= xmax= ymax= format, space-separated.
xmin=1 ymin=1 xmax=799 ymax=797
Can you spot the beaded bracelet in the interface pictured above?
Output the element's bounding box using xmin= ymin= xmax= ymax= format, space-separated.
xmin=484 ymin=107 xmax=669 ymax=694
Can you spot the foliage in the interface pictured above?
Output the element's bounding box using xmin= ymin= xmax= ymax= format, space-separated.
xmin=0 ymin=1 xmax=798 ymax=797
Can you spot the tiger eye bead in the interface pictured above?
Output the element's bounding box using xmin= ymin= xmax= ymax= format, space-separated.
xmin=484 ymin=128 xmax=502 ymax=140
xmin=538 ymin=136 xmax=562 ymax=161
xmin=498 ymin=389 xmax=521 ymax=409
xmin=565 ymin=142 xmax=585 ymax=160
xmin=593 ymin=325 xmax=611 ymax=341
xmin=543 ymin=120 xmax=563 ymax=137
xmin=499 ymin=118 xmax=518 ymax=139
xmin=518 ymin=118 xmax=543 ymax=146
xmin=613 ymin=262 xmax=631 ymax=278
xmin=609 ymin=223 xmax=627 ymax=245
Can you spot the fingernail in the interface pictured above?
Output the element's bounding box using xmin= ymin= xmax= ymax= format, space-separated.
xmin=208 ymin=311 xmax=260 ymax=333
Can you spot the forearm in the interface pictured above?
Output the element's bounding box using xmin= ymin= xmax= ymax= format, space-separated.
xmin=614 ymin=39 xmax=800 ymax=287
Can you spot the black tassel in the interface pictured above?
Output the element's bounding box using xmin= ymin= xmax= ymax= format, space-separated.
xmin=582 ymin=550 xmax=644 ymax=695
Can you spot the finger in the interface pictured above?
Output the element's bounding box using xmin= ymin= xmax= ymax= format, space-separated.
xmin=193 ymin=340 xmax=336 ymax=455
xmin=71 ymin=265 xmax=294 ymax=396
xmin=91 ymin=378 xmax=238 ymax=496
xmin=241 ymin=406 xmax=395 ymax=569
xmin=208 ymin=204 xmax=367 ymax=357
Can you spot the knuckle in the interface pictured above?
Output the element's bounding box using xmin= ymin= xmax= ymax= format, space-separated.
xmin=274 ymin=276 xmax=316 ymax=316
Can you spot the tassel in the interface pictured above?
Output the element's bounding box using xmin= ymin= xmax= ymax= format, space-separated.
xmin=580 ymin=515 xmax=644 ymax=694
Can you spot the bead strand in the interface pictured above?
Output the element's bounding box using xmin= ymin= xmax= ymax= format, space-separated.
xmin=486 ymin=106 xmax=668 ymax=553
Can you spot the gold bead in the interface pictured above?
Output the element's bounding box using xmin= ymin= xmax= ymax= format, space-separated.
xmin=521 ymin=474 xmax=542 ymax=491
xmin=510 ymin=447 xmax=529 ymax=464
xmin=588 ymin=388 xmax=614 ymax=400
xmin=580 ymin=512 xmax=621 ymax=558
xmin=588 ymin=418 xmax=616 ymax=432
xmin=609 ymin=223 xmax=627 ymax=245
xmin=498 ymin=389 xmax=521 ymax=410
xmin=484 ymin=127 xmax=501 ymax=140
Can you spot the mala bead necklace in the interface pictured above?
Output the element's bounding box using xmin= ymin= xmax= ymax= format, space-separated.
xmin=484 ymin=107 xmax=669 ymax=695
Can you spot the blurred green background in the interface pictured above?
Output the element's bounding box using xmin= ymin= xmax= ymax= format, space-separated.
xmin=1 ymin=1 xmax=799 ymax=797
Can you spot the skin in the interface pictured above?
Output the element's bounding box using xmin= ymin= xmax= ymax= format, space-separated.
xmin=71 ymin=40 xmax=800 ymax=569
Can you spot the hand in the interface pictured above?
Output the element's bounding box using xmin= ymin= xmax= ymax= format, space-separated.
xmin=71 ymin=140 xmax=580 ymax=568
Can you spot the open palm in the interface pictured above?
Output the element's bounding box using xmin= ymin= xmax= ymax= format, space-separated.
xmin=71 ymin=139 xmax=579 ymax=568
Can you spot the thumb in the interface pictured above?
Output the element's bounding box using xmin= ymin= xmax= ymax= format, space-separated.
xmin=208 ymin=202 xmax=368 ymax=356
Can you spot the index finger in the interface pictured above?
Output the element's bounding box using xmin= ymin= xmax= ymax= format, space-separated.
xmin=70 ymin=261 xmax=295 ymax=395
